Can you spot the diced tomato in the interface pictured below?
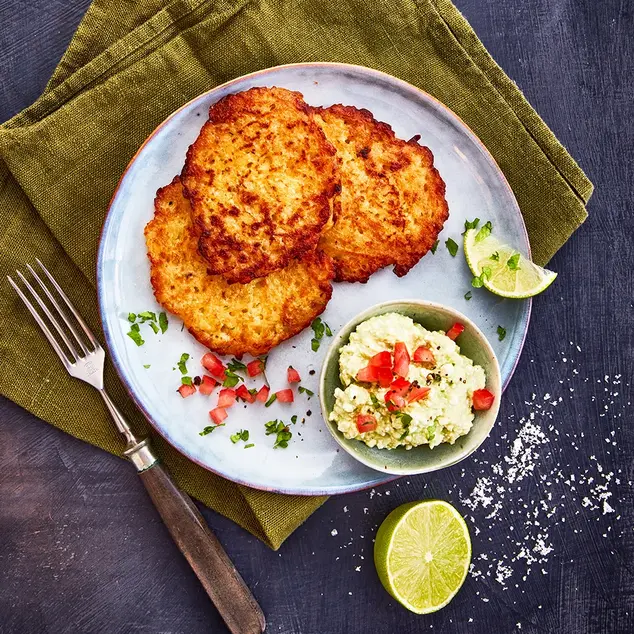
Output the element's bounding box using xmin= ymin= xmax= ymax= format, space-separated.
xmin=357 ymin=365 xmax=380 ymax=383
xmin=390 ymin=377 xmax=411 ymax=395
xmin=393 ymin=342 xmax=410 ymax=378
xmin=377 ymin=366 xmax=393 ymax=388
xmin=198 ymin=375 xmax=217 ymax=396
xmin=413 ymin=346 xmax=436 ymax=367
xmin=287 ymin=366 xmax=301 ymax=383
xmin=202 ymin=353 xmax=226 ymax=379
xmin=276 ymin=388 xmax=294 ymax=403
xmin=209 ymin=407 xmax=228 ymax=425
xmin=177 ymin=384 xmax=196 ymax=398
xmin=247 ymin=359 xmax=265 ymax=377
xmin=368 ymin=351 xmax=392 ymax=368
xmin=236 ymin=384 xmax=256 ymax=403
xmin=384 ymin=390 xmax=407 ymax=411
xmin=217 ymin=388 xmax=236 ymax=408
xmin=446 ymin=322 xmax=465 ymax=341
xmin=256 ymin=385 xmax=270 ymax=402
xmin=408 ymin=386 xmax=431 ymax=403
xmin=356 ymin=414 xmax=377 ymax=433
xmin=472 ymin=389 xmax=495 ymax=411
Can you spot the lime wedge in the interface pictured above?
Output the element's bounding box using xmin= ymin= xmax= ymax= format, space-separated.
xmin=463 ymin=228 xmax=557 ymax=298
xmin=374 ymin=500 xmax=471 ymax=614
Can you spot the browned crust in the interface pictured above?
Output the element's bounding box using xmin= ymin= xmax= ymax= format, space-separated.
xmin=313 ymin=104 xmax=449 ymax=283
xmin=145 ymin=177 xmax=334 ymax=356
xmin=181 ymin=86 xmax=340 ymax=284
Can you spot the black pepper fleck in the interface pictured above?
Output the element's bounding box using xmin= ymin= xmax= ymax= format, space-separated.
xmin=306 ymin=410 xmax=312 ymax=416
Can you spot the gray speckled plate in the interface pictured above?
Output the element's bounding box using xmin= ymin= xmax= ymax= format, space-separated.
xmin=98 ymin=63 xmax=531 ymax=496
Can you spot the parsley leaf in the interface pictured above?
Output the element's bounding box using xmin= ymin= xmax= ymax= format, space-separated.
xmin=490 ymin=251 xmax=500 ymax=261
xmin=274 ymin=425 xmax=292 ymax=448
xmin=311 ymin=338 xmax=320 ymax=352
xmin=497 ymin=325 xmax=507 ymax=341
xmin=464 ymin=291 xmax=472 ymax=301
xmin=127 ymin=327 xmax=144 ymax=346
xmin=310 ymin=317 xmax=333 ymax=351
xmin=231 ymin=429 xmax=250 ymax=444
xmin=481 ymin=266 xmax=492 ymax=280
xmin=199 ymin=424 xmax=224 ymax=436
xmin=159 ymin=312 xmax=168 ymax=333
xmin=445 ymin=238 xmax=459 ymax=257
xmin=265 ymin=393 xmax=277 ymax=407
xmin=143 ymin=364 xmax=151 ymax=369
xmin=177 ymin=353 xmax=190 ymax=374
xmin=475 ymin=221 xmax=493 ymax=242
xmin=149 ymin=322 xmax=159 ymax=334
xmin=227 ymin=358 xmax=247 ymax=373
xmin=298 ymin=386 xmax=314 ymax=398
xmin=128 ymin=313 xmax=137 ymax=323
xmin=181 ymin=376 xmax=193 ymax=386
xmin=507 ymin=253 xmax=521 ymax=270
xmin=244 ymin=443 xmax=255 ymax=449
xmin=138 ymin=311 xmax=157 ymax=323
xmin=471 ymin=275 xmax=484 ymax=288
xmin=463 ymin=218 xmax=480 ymax=234
xmin=430 ymin=240 xmax=439 ymax=255
xmin=223 ymin=370 xmax=241 ymax=388
xmin=325 ymin=323 xmax=333 ymax=337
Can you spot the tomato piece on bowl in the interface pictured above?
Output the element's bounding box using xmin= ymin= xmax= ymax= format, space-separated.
xmin=287 ymin=366 xmax=301 ymax=383
xmin=472 ymin=388 xmax=495 ymax=411
xmin=202 ymin=353 xmax=226 ymax=379
xmin=446 ymin=322 xmax=465 ymax=341
xmin=209 ymin=407 xmax=228 ymax=425
xmin=385 ymin=390 xmax=407 ymax=411
xmin=218 ymin=388 xmax=236 ymax=408
xmin=369 ymin=351 xmax=392 ymax=368
xmin=256 ymin=385 xmax=270 ymax=402
xmin=356 ymin=414 xmax=377 ymax=433
xmin=408 ymin=385 xmax=431 ymax=403
xmin=236 ymin=384 xmax=255 ymax=403
xmin=198 ymin=375 xmax=216 ymax=396
xmin=276 ymin=388 xmax=294 ymax=403
xmin=377 ymin=366 xmax=393 ymax=388
xmin=413 ymin=346 xmax=436 ymax=367
xmin=357 ymin=365 xmax=380 ymax=383
xmin=247 ymin=359 xmax=265 ymax=377
xmin=393 ymin=342 xmax=410 ymax=378
xmin=390 ymin=377 xmax=411 ymax=395
xmin=177 ymin=383 xmax=196 ymax=398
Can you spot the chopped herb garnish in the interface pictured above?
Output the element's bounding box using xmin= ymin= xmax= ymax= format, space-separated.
xmin=149 ymin=322 xmax=159 ymax=334
xmin=177 ymin=353 xmax=190 ymax=374
xmin=248 ymin=388 xmax=258 ymax=397
xmin=430 ymin=240 xmax=439 ymax=254
xmin=265 ymin=420 xmax=285 ymax=435
xmin=159 ymin=312 xmax=168 ymax=333
xmin=370 ymin=393 xmax=382 ymax=409
xmin=143 ymin=364 xmax=151 ymax=369
xmin=227 ymin=358 xmax=247 ymax=373
xmin=445 ymin=238 xmax=459 ymax=257
xmin=310 ymin=317 xmax=332 ymax=352
xmin=490 ymin=251 xmax=500 ymax=261
xmin=464 ymin=291 xmax=472 ymax=301
xmin=311 ymin=338 xmax=320 ymax=352
xmin=199 ymin=424 xmax=225 ymax=436
xmin=127 ymin=327 xmax=144 ymax=346
xmin=265 ymin=393 xmax=277 ymax=407
xmin=398 ymin=413 xmax=413 ymax=426
xmin=471 ymin=266 xmax=492 ymax=288
xmin=230 ymin=429 xmax=250 ymax=444
xmin=463 ymin=218 xmax=480 ymax=234
xmin=138 ymin=311 xmax=157 ymax=323
xmin=481 ymin=266 xmax=492 ymax=280
xmin=130 ymin=323 xmax=140 ymax=332
xmin=497 ymin=325 xmax=507 ymax=341
xmin=223 ymin=370 xmax=242 ymax=388
xmin=471 ymin=275 xmax=484 ymax=288
xmin=128 ymin=313 xmax=136 ymax=323
xmin=244 ymin=443 xmax=255 ymax=449
xmin=181 ymin=376 xmax=193 ymax=386
xmin=274 ymin=425 xmax=292 ymax=448
xmin=291 ymin=415 xmax=298 ymax=425
xmin=507 ymin=253 xmax=521 ymax=270
xmin=475 ymin=221 xmax=493 ymax=242
xmin=425 ymin=425 xmax=436 ymax=441
xmin=298 ymin=386 xmax=314 ymax=398
xmin=325 ymin=323 xmax=333 ymax=337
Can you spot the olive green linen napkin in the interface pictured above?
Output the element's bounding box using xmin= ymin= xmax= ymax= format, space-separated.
xmin=0 ymin=0 xmax=592 ymax=549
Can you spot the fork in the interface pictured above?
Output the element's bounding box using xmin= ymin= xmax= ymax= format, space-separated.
xmin=8 ymin=260 xmax=266 ymax=634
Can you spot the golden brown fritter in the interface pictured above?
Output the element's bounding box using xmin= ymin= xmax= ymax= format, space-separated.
xmin=145 ymin=177 xmax=334 ymax=356
xmin=313 ymin=105 xmax=449 ymax=283
xmin=181 ymin=87 xmax=339 ymax=284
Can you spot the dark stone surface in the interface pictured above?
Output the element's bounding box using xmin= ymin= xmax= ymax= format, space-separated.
xmin=1 ymin=1 xmax=632 ymax=632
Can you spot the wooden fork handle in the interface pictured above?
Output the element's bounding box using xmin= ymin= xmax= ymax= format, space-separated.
xmin=136 ymin=458 xmax=266 ymax=634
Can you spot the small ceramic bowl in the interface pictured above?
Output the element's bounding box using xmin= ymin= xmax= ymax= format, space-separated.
xmin=319 ymin=300 xmax=501 ymax=475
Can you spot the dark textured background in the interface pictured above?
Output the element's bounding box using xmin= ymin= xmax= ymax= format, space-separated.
xmin=1 ymin=1 xmax=632 ymax=632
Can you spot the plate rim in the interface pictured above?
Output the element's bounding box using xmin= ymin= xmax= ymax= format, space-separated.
xmin=97 ymin=61 xmax=532 ymax=496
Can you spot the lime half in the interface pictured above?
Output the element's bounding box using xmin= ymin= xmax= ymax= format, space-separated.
xmin=374 ymin=500 xmax=471 ymax=614
xmin=463 ymin=228 xmax=557 ymax=298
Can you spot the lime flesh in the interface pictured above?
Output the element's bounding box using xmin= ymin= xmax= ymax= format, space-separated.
xmin=374 ymin=500 xmax=472 ymax=614
xmin=463 ymin=228 xmax=557 ymax=298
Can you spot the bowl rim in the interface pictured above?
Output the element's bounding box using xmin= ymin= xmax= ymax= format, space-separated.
xmin=318 ymin=299 xmax=502 ymax=475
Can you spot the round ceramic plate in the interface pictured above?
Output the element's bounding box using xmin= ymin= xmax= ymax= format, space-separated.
xmin=98 ymin=63 xmax=531 ymax=495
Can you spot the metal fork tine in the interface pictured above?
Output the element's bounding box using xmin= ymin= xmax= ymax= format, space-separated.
xmin=35 ymin=259 xmax=100 ymax=349
xmin=16 ymin=270 xmax=79 ymax=361
xmin=26 ymin=263 xmax=90 ymax=355
xmin=7 ymin=275 xmax=73 ymax=368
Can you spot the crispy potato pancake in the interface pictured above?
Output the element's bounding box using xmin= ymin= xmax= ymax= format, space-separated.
xmin=145 ymin=177 xmax=334 ymax=356
xmin=181 ymin=86 xmax=339 ymax=284
xmin=313 ymin=105 xmax=449 ymax=283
